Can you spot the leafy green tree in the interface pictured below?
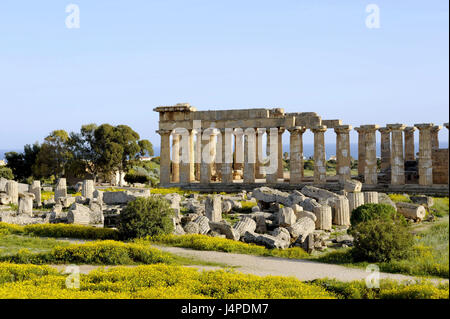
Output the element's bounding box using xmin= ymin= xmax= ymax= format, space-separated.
xmin=33 ymin=130 xmax=72 ymax=178
xmin=0 ymin=166 xmax=14 ymax=179
xmin=5 ymin=143 xmax=41 ymax=181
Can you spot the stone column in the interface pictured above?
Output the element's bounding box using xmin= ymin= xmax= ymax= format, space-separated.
xmin=348 ymin=192 xmax=364 ymax=213
xmin=180 ymin=129 xmax=195 ymax=184
xmin=364 ymin=192 xmax=379 ymax=204
xmin=334 ymin=125 xmax=352 ymax=183
xmin=313 ymin=205 xmax=332 ymax=230
xmin=404 ymin=126 xmax=417 ymax=161
xmin=253 ymin=128 xmax=262 ymax=179
xmin=55 ymin=178 xmax=67 ymax=200
xmin=200 ymin=129 xmax=213 ymax=184
xmin=331 ymin=195 xmax=350 ymax=226
xmin=6 ymin=180 xmax=18 ymax=205
xmin=266 ymin=128 xmax=278 ymax=184
xmin=30 ymin=180 xmax=41 ymax=207
xmin=243 ymin=128 xmax=256 ymax=183
xmin=361 ymin=125 xmax=379 ymax=185
xmin=312 ymin=125 xmax=327 ymax=184
xmin=221 ymin=128 xmax=233 ymax=183
xmin=431 ymin=125 xmax=442 ymax=150
xmin=209 ymin=131 xmax=218 ymax=180
xmin=195 ymin=129 xmax=202 ymax=181
xmin=288 ymin=126 xmax=306 ymax=184
xmin=415 ymin=123 xmax=434 ymax=185
xmin=354 ymin=127 xmax=366 ymax=177
xmin=277 ymin=128 xmax=285 ymax=180
xmin=378 ymin=127 xmax=391 ymax=172
xmin=234 ymin=129 xmax=244 ymax=174
xmin=157 ymin=130 xmax=171 ymax=185
xmin=387 ymin=124 xmax=406 ymax=185
xmin=82 ymin=180 xmax=94 ymax=199
xmin=171 ymin=133 xmax=180 ymax=183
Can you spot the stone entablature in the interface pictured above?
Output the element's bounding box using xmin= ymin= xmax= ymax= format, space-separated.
xmin=154 ymin=103 xmax=449 ymax=187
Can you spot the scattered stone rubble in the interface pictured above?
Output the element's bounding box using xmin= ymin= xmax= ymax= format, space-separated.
xmin=0 ymin=176 xmax=434 ymax=253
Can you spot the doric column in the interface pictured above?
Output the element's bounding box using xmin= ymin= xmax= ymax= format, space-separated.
xmin=387 ymin=124 xmax=406 ymax=185
xmin=200 ymin=129 xmax=213 ymax=184
xmin=195 ymin=129 xmax=201 ymax=181
xmin=255 ymin=128 xmax=265 ymax=179
xmin=404 ymin=126 xmax=416 ymax=161
xmin=431 ymin=125 xmax=442 ymax=150
xmin=361 ymin=125 xmax=379 ymax=185
xmin=221 ymin=128 xmax=233 ymax=183
xmin=312 ymin=125 xmax=327 ymax=184
xmin=354 ymin=127 xmax=366 ymax=177
xmin=266 ymin=127 xmax=278 ymax=184
xmin=210 ymin=131 xmax=218 ymax=180
xmin=180 ymin=129 xmax=195 ymax=184
xmin=243 ymin=128 xmax=256 ymax=183
xmin=288 ymin=126 xmax=306 ymax=184
xmin=334 ymin=125 xmax=352 ymax=183
xmin=233 ymin=129 xmax=244 ymax=172
xmin=157 ymin=129 xmax=171 ymax=185
xmin=171 ymin=132 xmax=180 ymax=183
xmin=415 ymin=123 xmax=434 ymax=185
xmin=277 ymin=128 xmax=285 ymax=180
xmin=378 ymin=127 xmax=391 ymax=172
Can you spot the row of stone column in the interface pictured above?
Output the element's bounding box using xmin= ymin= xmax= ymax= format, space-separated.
xmin=157 ymin=124 xmax=355 ymax=185
xmin=355 ymin=123 xmax=448 ymax=186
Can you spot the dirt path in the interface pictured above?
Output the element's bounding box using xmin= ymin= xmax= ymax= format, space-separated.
xmin=154 ymin=245 xmax=448 ymax=284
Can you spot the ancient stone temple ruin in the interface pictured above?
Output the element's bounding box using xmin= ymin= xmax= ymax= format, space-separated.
xmin=154 ymin=103 xmax=449 ymax=194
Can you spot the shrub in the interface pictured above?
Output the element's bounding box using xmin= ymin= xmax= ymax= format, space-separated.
xmin=124 ymin=172 xmax=150 ymax=184
xmin=351 ymin=219 xmax=414 ymax=262
xmin=0 ymin=166 xmax=14 ymax=179
xmin=0 ymin=241 xmax=175 ymax=265
xmin=0 ymin=222 xmax=119 ymax=240
xmin=350 ymin=203 xmax=404 ymax=227
xmin=119 ymin=197 xmax=174 ymax=239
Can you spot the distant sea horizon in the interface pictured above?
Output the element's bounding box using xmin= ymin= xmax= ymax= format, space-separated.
xmin=2 ymin=141 xmax=448 ymax=161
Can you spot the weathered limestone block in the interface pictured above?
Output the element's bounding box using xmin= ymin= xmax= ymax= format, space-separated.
xmin=209 ymin=221 xmax=240 ymax=240
xmin=18 ymin=192 xmax=35 ymax=216
xmin=296 ymin=210 xmax=317 ymax=222
xmin=67 ymin=203 xmax=91 ymax=225
xmin=0 ymin=177 xmax=7 ymax=192
xmin=82 ymin=180 xmax=95 ymax=199
xmin=183 ymin=221 xmax=200 ymax=234
xmin=364 ymin=192 xmax=379 ymax=204
xmin=313 ymin=205 xmax=332 ymax=230
xmin=193 ymin=216 xmax=210 ymax=234
xmin=54 ymin=178 xmax=67 ymax=201
xmin=286 ymin=217 xmax=315 ymax=240
xmin=347 ymin=192 xmax=364 ymax=213
xmin=58 ymin=196 xmax=76 ymax=208
xmin=243 ymin=231 xmax=259 ymax=243
xmin=252 ymin=212 xmax=269 ymax=233
xmin=328 ymin=195 xmax=350 ymax=226
xmin=344 ymin=179 xmax=362 ymax=193
xmin=271 ymin=227 xmax=291 ymax=242
xmin=173 ymin=224 xmax=186 ymax=235
xmin=396 ymin=202 xmax=426 ymax=221
xmin=30 ymin=180 xmax=41 ymax=207
xmin=221 ymin=200 xmax=233 ymax=214
xmin=378 ymin=193 xmax=397 ymax=209
xmin=300 ymin=185 xmax=339 ymax=202
xmin=233 ymin=217 xmax=257 ymax=237
xmin=288 ymin=191 xmax=307 ymax=205
xmin=6 ymin=180 xmax=19 ymax=205
xmin=205 ymin=195 xmax=222 ymax=222
xmin=93 ymin=189 xmax=103 ymax=204
xmin=0 ymin=193 xmax=12 ymax=205
xmin=89 ymin=202 xmax=104 ymax=225
xmin=254 ymin=233 xmax=290 ymax=249
xmin=102 ymin=190 xmax=150 ymax=205
xmin=410 ymin=195 xmax=434 ymax=207
xmin=277 ymin=207 xmax=296 ymax=227
xmin=164 ymin=193 xmax=182 ymax=217
xmin=252 ymin=187 xmax=292 ymax=206
xmin=298 ymin=197 xmax=321 ymax=212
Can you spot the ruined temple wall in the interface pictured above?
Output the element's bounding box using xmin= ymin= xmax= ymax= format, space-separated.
xmin=432 ymin=148 xmax=449 ymax=184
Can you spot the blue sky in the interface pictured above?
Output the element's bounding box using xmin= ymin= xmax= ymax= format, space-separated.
xmin=0 ymin=0 xmax=448 ymax=152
